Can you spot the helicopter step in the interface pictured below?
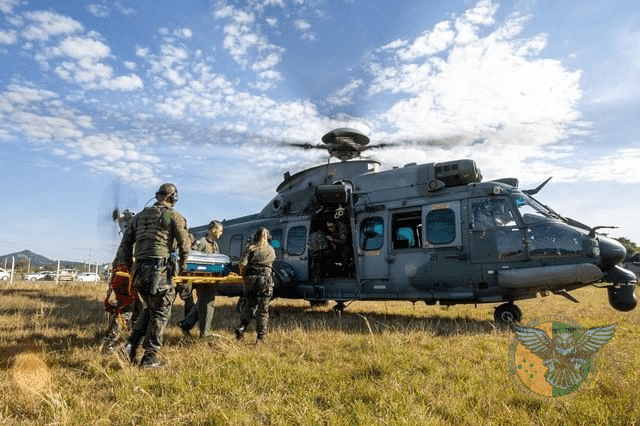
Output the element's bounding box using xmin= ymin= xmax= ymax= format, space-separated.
xmin=301 ymin=278 xmax=359 ymax=301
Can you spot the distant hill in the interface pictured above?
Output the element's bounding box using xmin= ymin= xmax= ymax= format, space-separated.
xmin=0 ymin=250 xmax=87 ymax=270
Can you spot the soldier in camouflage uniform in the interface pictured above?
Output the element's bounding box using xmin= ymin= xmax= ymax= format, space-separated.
xmin=179 ymin=220 xmax=223 ymax=337
xmin=235 ymin=228 xmax=276 ymax=342
xmin=307 ymin=226 xmax=330 ymax=298
xmin=174 ymin=233 xmax=197 ymax=324
xmin=116 ymin=183 xmax=190 ymax=369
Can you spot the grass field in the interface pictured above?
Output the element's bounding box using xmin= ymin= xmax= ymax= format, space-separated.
xmin=0 ymin=279 xmax=639 ymax=425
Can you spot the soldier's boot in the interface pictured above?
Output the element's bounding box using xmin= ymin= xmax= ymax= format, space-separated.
xmin=235 ymin=324 xmax=247 ymax=341
xmin=177 ymin=320 xmax=191 ymax=338
xmin=100 ymin=336 xmax=119 ymax=354
xmin=118 ymin=342 xmax=137 ymax=364
xmin=122 ymin=328 xmax=145 ymax=364
xmin=183 ymin=298 xmax=195 ymax=321
xmin=256 ymin=319 xmax=267 ymax=343
xmin=139 ymin=353 xmax=164 ymax=369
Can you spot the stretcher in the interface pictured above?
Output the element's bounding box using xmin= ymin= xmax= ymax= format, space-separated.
xmin=174 ymin=272 xmax=244 ymax=286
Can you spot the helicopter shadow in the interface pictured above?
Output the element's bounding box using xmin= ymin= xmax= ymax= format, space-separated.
xmin=203 ymin=301 xmax=505 ymax=337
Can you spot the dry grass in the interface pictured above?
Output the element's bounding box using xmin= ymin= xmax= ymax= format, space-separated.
xmin=0 ymin=280 xmax=639 ymax=425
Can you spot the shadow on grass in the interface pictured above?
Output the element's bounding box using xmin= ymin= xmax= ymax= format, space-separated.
xmin=206 ymin=301 xmax=506 ymax=337
xmin=0 ymin=285 xmax=507 ymax=370
xmin=0 ymin=287 xmax=108 ymax=369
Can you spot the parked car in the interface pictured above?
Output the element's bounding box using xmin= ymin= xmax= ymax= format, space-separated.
xmin=76 ymin=272 xmax=100 ymax=282
xmin=23 ymin=271 xmax=53 ymax=281
xmin=55 ymin=269 xmax=79 ymax=281
xmin=0 ymin=268 xmax=9 ymax=280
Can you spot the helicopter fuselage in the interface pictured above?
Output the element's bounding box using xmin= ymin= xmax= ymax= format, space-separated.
xmin=192 ymin=158 xmax=637 ymax=322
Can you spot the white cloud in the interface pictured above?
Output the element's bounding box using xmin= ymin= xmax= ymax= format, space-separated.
xmin=21 ymin=10 xmax=84 ymax=41
xmin=101 ymin=74 xmax=143 ymax=91
xmin=327 ymin=79 xmax=364 ymax=106
xmin=294 ymin=19 xmax=311 ymax=31
xmin=11 ymin=111 xmax=84 ymax=141
xmin=135 ymin=47 xmax=150 ymax=57
xmin=86 ymin=4 xmax=110 ymax=18
xmin=0 ymin=29 xmax=17 ymax=45
xmin=0 ymin=0 xmax=20 ymax=15
xmin=114 ymin=2 xmax=136 ymax=16
xmin=213 ymin=2 xmax=285 ymax=85
xmin=266 ymin=17 xmax=278 ymax=28
xmin=174 ymin=28 xmax=193 ymax=39
xmin=367 ymin=2 xmax=582 ymax=149
xmin=397 ymin=21 xmax=455 ymax=61
xmin=53 ymin=36 xmax=111 ymax=60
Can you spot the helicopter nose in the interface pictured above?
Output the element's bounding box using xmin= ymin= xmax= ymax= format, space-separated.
xmin=598 ymin=236 xmax=626 ymax=269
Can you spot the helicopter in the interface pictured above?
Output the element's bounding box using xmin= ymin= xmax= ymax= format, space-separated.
xmin=185 ymin=127 xmax=637 ymax=323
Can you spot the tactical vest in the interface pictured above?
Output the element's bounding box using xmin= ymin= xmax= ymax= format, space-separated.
xmin=307 ymin=230 xmax=329 ymax=253
xmin=133 ymin=205 xmax=174 ymax=259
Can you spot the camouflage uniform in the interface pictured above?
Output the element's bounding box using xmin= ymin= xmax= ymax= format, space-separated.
xmin=193 ymin=235 xmax=219 ymax=254
xmin=326 ymin=220 xmax=352 ymax=276
xmin=180 ymin=235 xmax=220 ymax=337
xmin=236 ymin=242 xmax=276 ymax=340
xmin=100 ymin=298 xmax=142 ymax=354
xmin=115 ymin=198 xmax=190 ymax=367
xmin=308 ymin=229 xmax=331 ymax=297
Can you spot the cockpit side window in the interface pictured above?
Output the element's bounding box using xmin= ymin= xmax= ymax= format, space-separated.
xmin=513 ymin=194 xmax=555 ymax=225
xmin=471 ymin=199 xmax=517 ymax=230
xmin=360 ymin=217 xmax=384 ymax=250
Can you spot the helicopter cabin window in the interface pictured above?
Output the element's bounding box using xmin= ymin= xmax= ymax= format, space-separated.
xmin=425 ymin=209 xmax=456 ymax=245
xmin=270 ymin=229 xmax=283 ymax=251
xmin=391 ymin=211 xmax=422 ymax=250
xmin=229 ymin=234 xmax=244 ymax=260
xmin=359 ymin=217 xmax=384 ymax=250
xmin=286 ymin=226 xmax=307 ymax=256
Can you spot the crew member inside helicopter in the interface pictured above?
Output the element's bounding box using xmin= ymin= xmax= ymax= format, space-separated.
xmin=307 ymin=223 xmax=331 ymax=298
xmin=325 ymin=219 xmax=352 ymax=277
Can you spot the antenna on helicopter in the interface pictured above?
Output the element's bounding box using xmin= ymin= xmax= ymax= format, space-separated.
xmin=523 ymin=177 xmax=552 ymax=195
xmin=286 ymin=128 xmax=397 ymax=161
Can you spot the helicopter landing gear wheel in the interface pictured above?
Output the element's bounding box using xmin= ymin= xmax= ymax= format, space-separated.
xmin=333 ymin=301 xmax=346 ymax=315
xmin=494 ymin=303 xmax=522 ymax=324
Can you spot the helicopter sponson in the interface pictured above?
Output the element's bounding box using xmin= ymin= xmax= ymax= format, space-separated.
xmin=192 ymin=128 xmax=637 ymax=324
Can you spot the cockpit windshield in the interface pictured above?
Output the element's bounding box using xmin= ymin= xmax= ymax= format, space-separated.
xmin=511 ymin=193 xmax=557 ymax=225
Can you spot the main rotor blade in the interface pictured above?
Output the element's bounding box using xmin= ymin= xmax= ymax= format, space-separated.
xmin=285 ymin=143 xmax=326 ymax=150
xmin=363 ymin=143 xmax=399 ymax=150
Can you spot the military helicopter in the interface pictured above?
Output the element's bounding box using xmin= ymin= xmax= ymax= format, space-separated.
xmin=187 ymin=127 xmax=637 ymax=323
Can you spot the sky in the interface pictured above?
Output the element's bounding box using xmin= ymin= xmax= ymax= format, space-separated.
xmin=1 ymin=0 xmax=639 ymax=264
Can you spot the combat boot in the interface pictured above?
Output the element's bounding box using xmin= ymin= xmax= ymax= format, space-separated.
xmin=118 ymin=342 xmax=137 ymax=364
xmin=139 ymin=353 xmax=164 ymax=369
xmin=100 ymin=339 xmax=117 ymax=355
xmin=234 ymin=325 xmax=246 ymax=340
xmin=178 ymin=320 xmax=191 ymax=338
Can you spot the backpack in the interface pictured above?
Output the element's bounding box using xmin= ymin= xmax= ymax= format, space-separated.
xmin=104 ymin=264 xmax=137 ymax=315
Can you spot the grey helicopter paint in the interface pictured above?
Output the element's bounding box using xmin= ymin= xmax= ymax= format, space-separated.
xmin=185 ymin=128 xmax=638 ymax=323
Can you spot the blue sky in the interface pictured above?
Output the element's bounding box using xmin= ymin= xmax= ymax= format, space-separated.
xmin=1 ymin=0 xmax=639 ymax=264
